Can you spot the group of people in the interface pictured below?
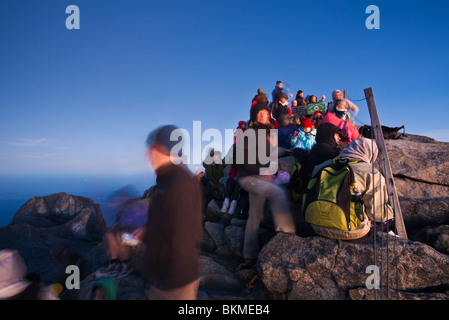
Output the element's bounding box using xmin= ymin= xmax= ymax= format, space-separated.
xmin=91 ymin=82 xmax=394 ymax=300
xmin=225 ymin=81 xmax=394 ymax=268
xmin=0 ymin=81 xmax=396 ymax=301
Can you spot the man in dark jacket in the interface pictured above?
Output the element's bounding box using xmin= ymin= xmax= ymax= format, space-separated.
xmin=236 ymin=107 xmax=296 ymax=269
xmin=141 ymin=125 xmax=203 ymax=300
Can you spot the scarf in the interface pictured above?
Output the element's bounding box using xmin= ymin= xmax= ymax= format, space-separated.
xmin=338 ymin=138 xmax=378 ymax=165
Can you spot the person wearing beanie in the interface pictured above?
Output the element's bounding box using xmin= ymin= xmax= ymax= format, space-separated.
xmin=327 ymin=89 xmax=359 ymax=119
xmin=320 ymin=99 xmax=360 ymax=146
xmin=250 ymin=99 xmax=270 ymax=125
xmin=236 ymin=107 xmax=296 ymax=270
xmin=251 ymin=88 xmax=268 ymax=109
xmin=290 ymin=117 xmax=317 ymax=163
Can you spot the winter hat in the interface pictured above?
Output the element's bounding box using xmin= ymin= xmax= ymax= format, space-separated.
xmin=0 ymin=250 xmax=31 ymax=299
xmin=300 ymin=118 xmax=313 ymax=129
xmin=238 ymin=121 xmax=247 ymax=129
xmin=332 ymin=90 xmax=342 ymax=98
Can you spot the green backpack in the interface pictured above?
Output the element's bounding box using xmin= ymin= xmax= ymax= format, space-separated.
xmin=302 ymin=158 xmax=366 ymax=232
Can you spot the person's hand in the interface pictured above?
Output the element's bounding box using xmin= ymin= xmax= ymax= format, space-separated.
xmin=321 ymin=95 xmax=326 ymax=101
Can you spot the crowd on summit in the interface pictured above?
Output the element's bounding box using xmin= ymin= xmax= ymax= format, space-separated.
xmin=0 ymin=80 xmax=395 ymax=301
xmin=192 ymin=80 xmax=395 ymax=272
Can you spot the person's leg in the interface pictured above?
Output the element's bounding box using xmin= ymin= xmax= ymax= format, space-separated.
xmin=238 ymin=176 xmax=266 ymax=260
xmin=266 ymin=185 xmax=296 ymax=234
xmin=240 ymin=176 xmax=295 ymax=235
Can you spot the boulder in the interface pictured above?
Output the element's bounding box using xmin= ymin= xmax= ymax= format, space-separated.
xmin=400 ymin=197 xmax=449 ymax=241
xmin=10 ymin=192 xmax=107 ymax=239
xmin=427 ymin=225 xmax=449 ymax=255
xmin=0 ymin=192 xmax=107 ymax=284
xmin=198 ymin=255 xmax=246 ymax=295
xmin=385 ymin=136 xmax=449 ymax=199
xmin=258 ymin=232 xmax=449 ymax=300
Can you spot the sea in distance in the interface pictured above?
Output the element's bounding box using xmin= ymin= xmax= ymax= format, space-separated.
xmin=0 ymin=173 xmax=156 ymax=227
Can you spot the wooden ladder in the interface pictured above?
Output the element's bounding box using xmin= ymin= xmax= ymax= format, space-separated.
xmin=363 ymin=87 xmax=408 ymax=239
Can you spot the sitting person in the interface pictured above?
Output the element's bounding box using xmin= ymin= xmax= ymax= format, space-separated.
xmin=311 ymin=110 xmax=325 ymax=128
xmin=292 ymin=115 xmax=301 ymax=129
xmin=291 ymin=99 xmax=307 ymax=119
xmin=320 ymin=99 xmax=360 ymax=145
xmin=203 ymin=149 xmax=226 ymax=200
xmin=308 ymin=94 xmax=326 ymax=104
xmin=290 ymin=117 xmax=316 ymax=163
xmin=251 ymin=88 xmax=268 ymax=106
xmin=327 ymin=89 xmax=359 ymax=119
xmin=296 ymin=123 xmax=343 ymax=195
xmin=303 ymin=138 xmax=394 ymax=243
xmin=250 ymin=99 xmax=269 ymax=126
xmin=194 ymin=167 xmax=213 ymax=210
xmin=220 ymin=165 xmax=241 ymax=215
xmin=278 ymin=114 xmax=297 ymax=152
xmin=236 ymin=106 xmax=296 ymax=270
xmin=270 ymin=92 xmax=290 ymax=125
xmin=295 ymin=90 xmax=306 ymax=106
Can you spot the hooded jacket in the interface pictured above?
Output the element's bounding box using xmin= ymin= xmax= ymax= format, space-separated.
xmin=309 ymin=138 xmax=394 ymax=241
xmin=338 ymin=138 xmax=394 ymax=223
xmin=300 ymin=123 xmax=342 ymax=189
xmin=320 ymin=112 xmax=360 ymax=143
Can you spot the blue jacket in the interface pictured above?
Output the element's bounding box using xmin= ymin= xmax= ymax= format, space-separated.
xmin=291 ymin=128 xmax=317 ymax=151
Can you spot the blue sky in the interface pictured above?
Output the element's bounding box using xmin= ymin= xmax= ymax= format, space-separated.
xmin=1 ymin=0 xmax=449 ymax=180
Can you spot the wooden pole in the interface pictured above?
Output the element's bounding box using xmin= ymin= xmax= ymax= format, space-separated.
xmin=364 ymin=87 xmax=408 ymax=239
xmin=344 ymin=90 xmax=348 ymax=100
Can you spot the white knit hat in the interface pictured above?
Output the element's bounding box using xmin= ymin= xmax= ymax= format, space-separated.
xmin=0 ymin=249 xmax=31 ymax=299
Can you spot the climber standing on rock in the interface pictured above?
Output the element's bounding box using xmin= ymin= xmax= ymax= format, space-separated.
xmin=138 ymin=125 xmax=203 ymax=300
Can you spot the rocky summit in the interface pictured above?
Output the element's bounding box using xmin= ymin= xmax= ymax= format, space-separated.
xmin=0 ymin=133 xmax=448 ymax=300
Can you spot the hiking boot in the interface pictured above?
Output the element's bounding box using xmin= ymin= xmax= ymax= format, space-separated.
xmin=227 ymin=200 xmax=237 ymax=215
xmin=221 ymin=198 xmax=230 ymax=212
